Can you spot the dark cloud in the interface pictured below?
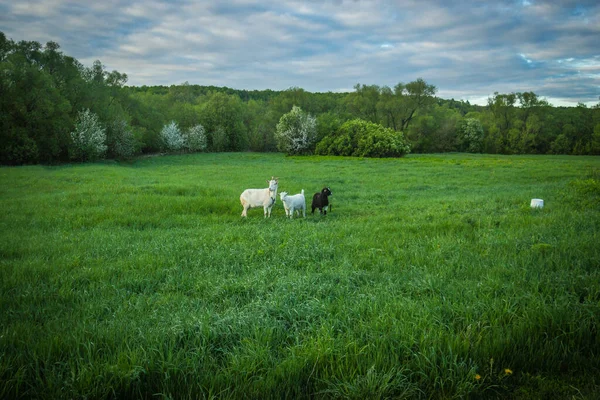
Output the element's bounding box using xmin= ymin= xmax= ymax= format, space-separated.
xmin=1 ymin=0 xmax=598 ymax=105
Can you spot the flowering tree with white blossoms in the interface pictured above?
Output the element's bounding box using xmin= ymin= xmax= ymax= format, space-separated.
xmin=183 ymin=124 xmax=207 ymax=152
xmin=275 ymin=106 xmax=317 ymax=155
xmin=70 ymin=109 xmax=107 ymax=161
xmin=160 ymin=121 xmax=184 ymax=152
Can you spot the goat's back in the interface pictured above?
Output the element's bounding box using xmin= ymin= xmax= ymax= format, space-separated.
xmin=240 ymin=188 xmax=270 ymax=206
xmin=311 ymin=192 xmax=321 ymax=205
xmin=312 ymin=191 xmax=329 ymax=206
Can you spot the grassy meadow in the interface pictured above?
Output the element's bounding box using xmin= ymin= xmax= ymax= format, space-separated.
xmin=1 ymin=152 xmax=599 ymax=399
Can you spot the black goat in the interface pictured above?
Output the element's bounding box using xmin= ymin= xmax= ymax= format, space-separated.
xmin=311 ymin=187 xmax=332 ymax=215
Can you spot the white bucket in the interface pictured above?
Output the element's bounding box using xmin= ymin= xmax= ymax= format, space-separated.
xmin=531 ymin=199 xmax=544 ymax=208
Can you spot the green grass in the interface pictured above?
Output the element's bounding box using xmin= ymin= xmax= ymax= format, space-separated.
xmin=1 ymin=152 xmax=599 ymax=399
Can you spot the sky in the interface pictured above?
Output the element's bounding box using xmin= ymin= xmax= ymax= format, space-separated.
xmin=1 ymin=0 xmax=599 ymax=106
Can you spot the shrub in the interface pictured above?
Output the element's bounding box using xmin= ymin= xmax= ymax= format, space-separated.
xmin=316 ymin=119 xmax=410 ymax=157
xmin=458 ymin=118 xmax=484 ymax=153
xmin=356 ymin=128 xmax=410 ymax=157
xmin=183 ymin=124 xmax=207 ymax=152
xmin=69 ymin=109 xmax=107 ymax=162
xmin=275 ymin=106 xmax=317 ymax=155
xmin=160 ymin=121 xmax=184 ymax=152
xmin=107 ymin=119 xmax=137 ymax=159
xmin=314 ymin=135 xmax=334 ymax=156
xmin=330 ymin=134 xmax=354 ymax=156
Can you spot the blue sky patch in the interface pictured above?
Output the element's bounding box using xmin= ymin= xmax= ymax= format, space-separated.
xmin=1 ymin=0 xmax=598 ymax=106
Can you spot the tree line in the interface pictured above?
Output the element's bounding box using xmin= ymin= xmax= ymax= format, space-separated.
xmin=1 ymin=32 xmax=599 ymax=165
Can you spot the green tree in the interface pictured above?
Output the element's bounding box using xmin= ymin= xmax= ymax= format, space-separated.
xmin=515 ymin=92 xmax=550 ymax=153
xmin=200 ymin=92 xmax=247 ymax=151
xmin=407 ymin=104 xmax=460 ymax=152
xmin=570 ymin=103 xmax=594 ymax=154
xmin=0 ymin=39 xmax=71 ymax=163
xmin=377 ymin=86 xmax=401 ymax=130
xmin=344 ymin=84 xmax=380 ymax=123
xmin=316 ymin=112 xmax=344 ymax=144
xmin=550 ymin=134 xmax=571 ymax=154
xmin=487 ymin=92 xmax=517 ymax=153
xmin=211 ymin=126 xmax=228 ymax=152
xmin=591 ymin=124 xmax=600 ymax=155
xmin=488 ymin=92 xmax=517 ymax=132
xmin=270 ymin=87 xmax=313 ymax=115
xmin=126 ymin=91 xmax=167 ymax=153
xmin=394 ymin=78 xmax=438 ymax=131
xmin=243 ymin=99 xmax=275 ymax=152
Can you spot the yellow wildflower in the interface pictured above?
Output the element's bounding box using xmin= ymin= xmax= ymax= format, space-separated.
xmin=475 ymin=374 xmax=481 ymax=380
xmin=504 ymin=368 xmax=513 ymax=375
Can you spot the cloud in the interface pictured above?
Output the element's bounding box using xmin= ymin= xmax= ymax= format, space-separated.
xmin=1 ymin=0 xmax=598 ymax=105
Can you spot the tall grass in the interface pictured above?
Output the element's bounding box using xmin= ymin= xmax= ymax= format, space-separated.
xmin=1 ymin=153 xmax=599 ymax=398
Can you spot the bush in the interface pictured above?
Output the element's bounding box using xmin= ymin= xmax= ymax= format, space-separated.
xmin=314 ymin=136 xmax=334 ymax=156
xmin=183 ymin=124 xmax=207 ymax=152
xmin=69 ymin=109 xmax=107 ymax=162
xmin=458 ymin=118 xmax=484 ymax=153
xmin=356 ymin=128 xmax=410 ymax=157
xmin=160 ymin=121 xmax=184 ymax=152
xmin=275 ymin=106 xmax=317 ymax=155
xmin=107 ymin=119 xmax=138 ymax=159
xmin=316 ymin=119 xmax=410 ymax=157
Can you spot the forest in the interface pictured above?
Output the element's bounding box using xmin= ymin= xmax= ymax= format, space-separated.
xmin=1 ymin=32 xmax=600 ymax=165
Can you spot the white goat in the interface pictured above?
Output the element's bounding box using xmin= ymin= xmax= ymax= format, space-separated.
xmin=240 ymin=177 xmax=278 ymax=217
xmin=279 ymin=189 xmax=306 ymax=218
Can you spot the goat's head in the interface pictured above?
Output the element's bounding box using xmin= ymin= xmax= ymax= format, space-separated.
xmin=267 ymin=177 xmax=279 ymax=192
xmin=279 ymin=191 xmax=288 ymax=201
xmin=322 ymin=187 xmax=332 ymax=197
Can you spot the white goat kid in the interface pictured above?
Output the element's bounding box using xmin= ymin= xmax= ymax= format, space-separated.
xmin=279 ymin=189 xmax=306 ymax=218
xmin=240 ymin=177 xmax=279 ymax=218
